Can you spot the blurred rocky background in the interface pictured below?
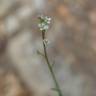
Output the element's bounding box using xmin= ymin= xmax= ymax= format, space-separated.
xmin=0 ymin=0 xmax=96 ymax=96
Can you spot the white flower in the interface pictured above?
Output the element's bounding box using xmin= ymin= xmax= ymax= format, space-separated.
xmin=45 ymin=16 xmax=51 ymax=24
xmin=43 ymin=25 xmax=49 ymax=30
xmin=38 ymin=15 xmax=51 ymax=31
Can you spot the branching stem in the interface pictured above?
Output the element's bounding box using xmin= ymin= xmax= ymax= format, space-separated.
xmin=41 ymin=31 xmax=63 ymax=96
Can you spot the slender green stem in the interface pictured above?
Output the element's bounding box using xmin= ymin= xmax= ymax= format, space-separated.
xmin=41 ymin=31 xmax=63 ymax=96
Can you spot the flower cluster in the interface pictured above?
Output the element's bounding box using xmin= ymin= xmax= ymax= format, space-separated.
xmin=38 ymin=15 xmax=51 ymax=31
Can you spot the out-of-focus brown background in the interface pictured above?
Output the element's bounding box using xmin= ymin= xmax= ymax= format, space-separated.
xmin=0 ymin=0 xmax=96 ymax=96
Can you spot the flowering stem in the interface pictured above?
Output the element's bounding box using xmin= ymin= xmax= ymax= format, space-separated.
xmin=41 ymin=30 xmax=63 ymax=96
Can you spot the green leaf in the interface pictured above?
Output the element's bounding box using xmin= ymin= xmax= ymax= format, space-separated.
xmin=37 ymin=50 xmax=44 ymax=57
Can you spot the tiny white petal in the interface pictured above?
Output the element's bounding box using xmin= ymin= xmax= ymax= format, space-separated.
xmin=40 ymin=28 xmax=43 ymax=31
xmin=41 ymin=23 xmax=45 ymax=26
xmin=44 ymin=25 xmax=49 ymax=30
xmin=48 ymin=18 xmax=51 ymax=21
xmin=47 ymin=17 xmax=51 ymax=21
xmin=45 ymin=16 xmax=48 ymax=19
